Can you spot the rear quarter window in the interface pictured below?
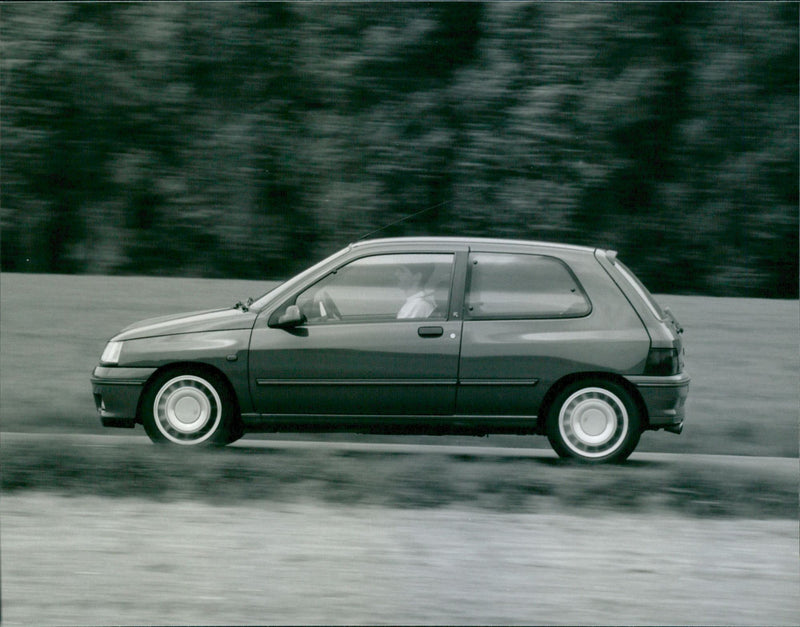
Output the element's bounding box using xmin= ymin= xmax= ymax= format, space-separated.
xmin=466 ymin=253 xmax=591 ymax=319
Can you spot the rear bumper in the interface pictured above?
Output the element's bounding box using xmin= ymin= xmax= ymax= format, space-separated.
xmin=91 ymin=366 xmax=157 ymax=428
xmin=625 ymin=372 xmax=690 ymax=431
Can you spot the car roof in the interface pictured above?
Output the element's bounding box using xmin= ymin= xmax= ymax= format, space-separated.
xmin=350 ymin=236 xmax=600 ymax=255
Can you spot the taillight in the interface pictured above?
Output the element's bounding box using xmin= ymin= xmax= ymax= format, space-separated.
xmin=645 ymin=348 xmax=681 ymax=375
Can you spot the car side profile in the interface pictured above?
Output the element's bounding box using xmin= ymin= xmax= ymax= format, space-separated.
xmin=91 ymin=237 xmax=689 ymax=462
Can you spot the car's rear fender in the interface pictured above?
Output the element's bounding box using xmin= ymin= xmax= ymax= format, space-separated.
xmin=536 ymin=371 xmax=650 ymax=434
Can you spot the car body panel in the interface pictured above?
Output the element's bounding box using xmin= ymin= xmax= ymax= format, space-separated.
xmin=248 ymin=318 xmax=463 ymax=417
xmin=93 ymin=330 xmax=254 ymax=417
xmin=626 ymin=372 xmax=691 ymax=428
xmin=91 ymin=366 xmax=157 ymax=427
xmin=455 ymin=244 xmax=651 ymax=417
xmin=457 ymin=320 xmax=649 ymax=416
xmin=594 ymin=249 xmax=681 ymax=350
xmin=247 ymin=241 xmax=469 ymax=420
xmin=114 ymin=308 xmax=257 ymax=341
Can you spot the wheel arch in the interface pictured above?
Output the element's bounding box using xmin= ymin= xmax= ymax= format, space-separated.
xmin=537 ymin=371 xmax=649 ymax=434
xmin=135 ymin=361 xmax=241 ymax=425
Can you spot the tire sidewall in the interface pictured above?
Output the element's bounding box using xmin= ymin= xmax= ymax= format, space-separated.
xmin=546 ymin=379 xmax=641 ymax=463
xmin=141 ymin=369 xmax=238 ymax=446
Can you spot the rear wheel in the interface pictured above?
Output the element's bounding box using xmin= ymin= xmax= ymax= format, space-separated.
xmin=546 ymin=380 xmax=640 ymax=463
xmin=141 ymin=370 xmax=240 ymax=446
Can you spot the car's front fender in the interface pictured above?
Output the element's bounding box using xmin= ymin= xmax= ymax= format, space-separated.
xmin=114 ymin=329 xmax=254 ymax=413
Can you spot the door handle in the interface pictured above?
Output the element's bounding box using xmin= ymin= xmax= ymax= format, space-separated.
xmin=418 ymin=326 xmax=444 ymax=338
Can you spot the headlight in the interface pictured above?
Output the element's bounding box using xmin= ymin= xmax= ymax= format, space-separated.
xmin=100 ymin=341 xmax=123 ymax=365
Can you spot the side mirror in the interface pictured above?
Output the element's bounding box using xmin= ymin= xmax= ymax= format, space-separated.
xmin=272 ymin=305 xmax=305 ymax=329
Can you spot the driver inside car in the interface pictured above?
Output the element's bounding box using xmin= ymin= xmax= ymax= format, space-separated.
xmin=395 ymin=264 xmax=436 ymax=319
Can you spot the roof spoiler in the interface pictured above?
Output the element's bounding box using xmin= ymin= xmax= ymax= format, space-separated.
xmin=605 ymin=249 xmax=618 ymax=264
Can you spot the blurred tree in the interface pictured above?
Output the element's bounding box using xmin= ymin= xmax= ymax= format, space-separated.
xmin=1 ymin=2 xmax=796 ymax=296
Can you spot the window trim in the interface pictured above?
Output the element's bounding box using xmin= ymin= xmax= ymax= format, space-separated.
xmin=464 ymin=252 xmax=593 ymax=321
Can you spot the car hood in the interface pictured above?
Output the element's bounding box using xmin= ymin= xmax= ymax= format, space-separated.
xmin=113 ymin=308 xmax=258 ymax=341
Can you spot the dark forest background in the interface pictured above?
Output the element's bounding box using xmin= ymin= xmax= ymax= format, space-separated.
xmin=2 ymin=2 xmax=797 ymax=297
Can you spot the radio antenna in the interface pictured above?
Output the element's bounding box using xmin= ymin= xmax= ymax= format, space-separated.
xmin=357 ymin=199 xmax=452 ymax=241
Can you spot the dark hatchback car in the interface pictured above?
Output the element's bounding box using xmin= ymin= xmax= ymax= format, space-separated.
xmin=92 ymin=237 xmax=689 ymax=462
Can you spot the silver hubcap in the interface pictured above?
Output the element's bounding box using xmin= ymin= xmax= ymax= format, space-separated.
xmin=558 ymin=387 xmax=629 ymax=458
xmin=153 ymin=375 xmax=222 ymax=444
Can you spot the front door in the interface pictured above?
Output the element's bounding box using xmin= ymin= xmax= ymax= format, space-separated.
xmin=248 ymin=252 xmax=462 ymax=419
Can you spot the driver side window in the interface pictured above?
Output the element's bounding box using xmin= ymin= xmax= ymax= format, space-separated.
xmin=293 ymin=253 xmax=454 ymax=325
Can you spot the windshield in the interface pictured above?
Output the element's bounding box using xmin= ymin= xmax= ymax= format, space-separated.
xmin=248 ymin=245 xmax=352 ymax=311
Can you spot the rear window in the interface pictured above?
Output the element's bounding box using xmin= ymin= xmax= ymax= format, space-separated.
xmin=615 ymin=260 xmax=665 ymax=319
xmin=465 ymin=253 xmax=591 ymax=319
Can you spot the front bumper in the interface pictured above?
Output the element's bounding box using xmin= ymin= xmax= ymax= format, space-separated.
xmin=91 ymin=366 xmax=157 ymax=428
xmin=625 ymin=371 xmax=690 ymax=432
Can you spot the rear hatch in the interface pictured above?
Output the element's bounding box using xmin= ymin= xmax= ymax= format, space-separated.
xmin=596 ymin=250 xmax=685 ymax=374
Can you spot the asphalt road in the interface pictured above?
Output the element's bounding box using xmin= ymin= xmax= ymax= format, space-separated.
xmin=3 ymin=430 xmax=798 ymax=475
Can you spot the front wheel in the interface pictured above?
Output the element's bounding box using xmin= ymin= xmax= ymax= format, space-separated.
xmin=141 ymin=370 xmax=240 ymax=446
xmin=546 ymin=380 xmax=641 ymax=463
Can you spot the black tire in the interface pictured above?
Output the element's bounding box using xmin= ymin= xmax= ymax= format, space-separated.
xmin=140 ymin=369 xmax=240 ymax=446
xmin=546 ymin=379 xmax=641 ymax=463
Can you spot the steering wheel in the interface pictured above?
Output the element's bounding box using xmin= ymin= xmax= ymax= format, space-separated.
xmin=320 ymin=291 xmax=342 ymax=320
